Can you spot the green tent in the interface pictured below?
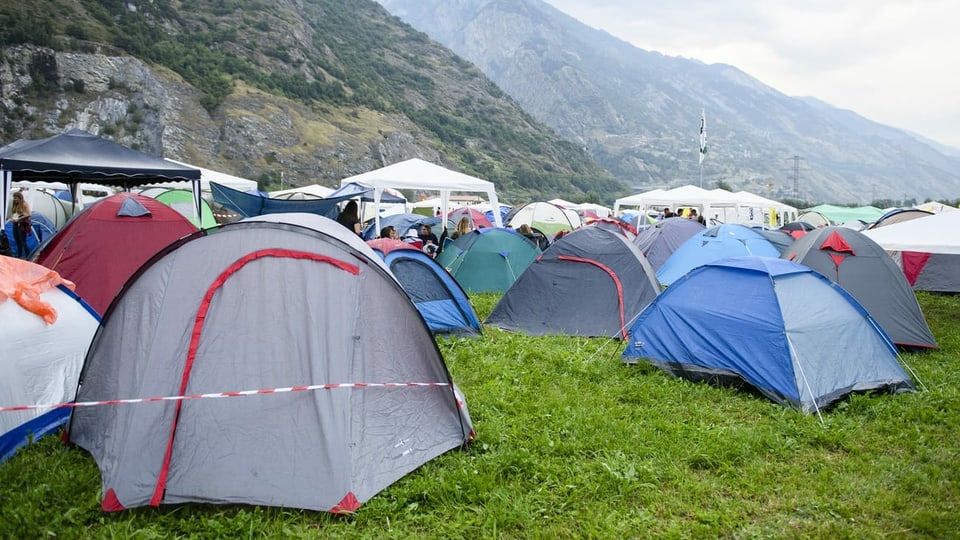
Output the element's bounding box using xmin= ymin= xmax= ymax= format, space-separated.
xmin=800 ymin=204 xmax=885 ymax=226
xmin=436 ymin=228 xmax=540 ymax=293
xmin=140 ymin=187 xmax=218 ymax=229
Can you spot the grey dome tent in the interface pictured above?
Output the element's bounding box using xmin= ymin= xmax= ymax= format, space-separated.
xmin=486 ymin=226 xmax=660 ymax=338
xmin=67 ymin=213 xmax=473 ymax=513
xmin=632 ymin=216 xmax=705 ymax=271
xmin=784 ymin=227 xmax=937 ymax=350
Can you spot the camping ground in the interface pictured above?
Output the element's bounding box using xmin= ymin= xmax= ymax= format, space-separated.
xmin=1 ymin=292 xmax=958 ymax=538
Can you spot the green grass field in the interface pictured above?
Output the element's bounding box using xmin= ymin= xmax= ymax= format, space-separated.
xmin=1 ymin=292 xmax=957 ymax=539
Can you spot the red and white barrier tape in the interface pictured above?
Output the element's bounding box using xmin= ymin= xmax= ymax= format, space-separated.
xmin=0 ymin=382 xmax=452 ymax=413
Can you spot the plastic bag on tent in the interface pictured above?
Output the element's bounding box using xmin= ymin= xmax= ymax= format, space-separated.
xmin=0 ymin=256 xmax=75 ymax=324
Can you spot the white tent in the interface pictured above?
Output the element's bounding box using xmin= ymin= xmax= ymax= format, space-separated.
xmin=914 ymin=201 xmax=959 ymax=213
xmin=614 ymin=189 xmax=667 ymax=215
xmin=614 ymin=185 xmax=795 ymax=226
xmin=731 ymin=190 xmax=798 ymax=226
xmin=341 ymin=158 xmax=503 ymax=232
xmin=165 ymin=160 xmax=258 ymax=192
xmin=269 ymin=184 xmax=335 ymax=199
xmin=550 ymin=198 xmax=612 ymax=218
xmin=615 ymin=186 xmax=744 ymax=223
xmin=862 ymin=211 xmax=960 ymax=254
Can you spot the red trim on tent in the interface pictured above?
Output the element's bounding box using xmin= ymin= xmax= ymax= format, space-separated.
xmin=556 ymin=254 xmax=628 ymax=339
xmin=150 ymin=248 xmax=361 ymax=507
xmin=829 ymin=253 xmax=846 ymax=279
xmin=331 ymin=492 xmax=361 ymax=513
xmin=102 ymin=488 xmax=126 ymax=512
xmin=901 ymin=251 xmax=931 ymax=286
xmin=820 ymin=231 xmax=855 ymax=254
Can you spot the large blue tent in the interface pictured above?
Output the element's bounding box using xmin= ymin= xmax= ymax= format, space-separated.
xmin=656 ymin=223 xmax=780 ymax=286
xmin=624 ymin=257 xmax=914 ymax=413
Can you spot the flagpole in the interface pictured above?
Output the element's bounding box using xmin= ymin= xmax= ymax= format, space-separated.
xmin=698 ymin=109 xmax=706 ymax=188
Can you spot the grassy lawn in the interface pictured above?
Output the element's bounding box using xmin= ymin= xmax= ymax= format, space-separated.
xmin=1 ymin=292 xmax=957 ymax=538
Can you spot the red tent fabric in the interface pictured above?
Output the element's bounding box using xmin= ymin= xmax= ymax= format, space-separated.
xmin=34 ymin=193 xmax=198 ymax=314
xmin=365 ymin=238 xmax=418 ymax=255
xmin=446 ymin=207 xmax=493 ymax=229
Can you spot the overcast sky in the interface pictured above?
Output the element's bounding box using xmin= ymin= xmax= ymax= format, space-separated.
xmin=543 ymin=0 xmax=959 ymax=149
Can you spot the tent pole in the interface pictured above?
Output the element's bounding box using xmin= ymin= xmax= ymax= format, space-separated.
xmin=374 ymin=188 xmax=382 ymax=235
xmin=0 ymin=169 xmax=10 ymax=224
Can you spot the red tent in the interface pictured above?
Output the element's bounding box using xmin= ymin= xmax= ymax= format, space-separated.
xmin=34 ymin=193 xmax=198 ymax=315
xmin=447 ymin=207 xmax=493 ymax=229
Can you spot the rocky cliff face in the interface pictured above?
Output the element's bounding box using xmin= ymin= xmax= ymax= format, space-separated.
xmin=378 ymin=0 xmax=960 ymax=203
xmin=0 ymin=44 xmax=442 ymax=188
xmin=0 ymin=0 xmax=622 ymax=203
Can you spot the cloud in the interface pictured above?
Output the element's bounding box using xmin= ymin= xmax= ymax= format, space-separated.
xmin=544 ymin=0 xmax=960 ymax=148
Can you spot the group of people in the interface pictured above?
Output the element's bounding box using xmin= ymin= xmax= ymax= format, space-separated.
xmin=659 ymin=206 xmax=706 ymax=225
xmin=336 ymin=200 xmax=451 ymax=256
xmin=336 ymin=201 xmax=558 ymax=256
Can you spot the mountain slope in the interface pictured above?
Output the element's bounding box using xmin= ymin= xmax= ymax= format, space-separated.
xmin=0 ymin=0 xmax=624 ymax=203
xmin=377 ymin=0 xmax=960 ymax=203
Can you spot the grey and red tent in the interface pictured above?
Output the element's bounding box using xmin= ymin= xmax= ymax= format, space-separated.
xmin=784 ymin=227 xmax=937 ymax=349
xmin=486 ymin=226 xmax=660 ymax=338
xmin=67 ymin=213 xmax=473 ymax=513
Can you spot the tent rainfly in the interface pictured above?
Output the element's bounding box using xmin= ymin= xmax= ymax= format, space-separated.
xmin=67 ymin=213 xmax=473 ymax=513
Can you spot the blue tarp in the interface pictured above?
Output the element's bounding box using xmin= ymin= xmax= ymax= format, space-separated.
xmin=211 ymin=181 xmax=408 ymax=220
xmin=211 ymin=181 xmax=342 ymax=219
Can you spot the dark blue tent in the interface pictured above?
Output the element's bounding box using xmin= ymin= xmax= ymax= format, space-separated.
xmin=374 ymin=246 xmax=481 ymax=337
xmin=486 ymin=226 xmax=660 ymax=338
xmin=623 ymin=257 xmax=914 ymax=413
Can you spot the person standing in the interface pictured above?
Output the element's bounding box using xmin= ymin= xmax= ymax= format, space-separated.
xmin=451 ymin=216 xmax=471 ymax=240
xmin=336 ymin=200 xmax=362 ymax=236
xmin=10 ymin=191 xmax=32 ymax=258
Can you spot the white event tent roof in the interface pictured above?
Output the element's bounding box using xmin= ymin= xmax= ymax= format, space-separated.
xmin=862 ymin=211 xmax=960 ymax=254
xmin=341 ymin=158 xmax=503 ymax=231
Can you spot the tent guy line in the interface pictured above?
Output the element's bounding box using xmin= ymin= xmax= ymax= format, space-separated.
xmin=0 ymin=382 xmax=454 ymax=413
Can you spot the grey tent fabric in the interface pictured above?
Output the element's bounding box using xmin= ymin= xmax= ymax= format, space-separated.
xmin=784 ymin=226 xmax=937 ymax=349
xmin=117 ymin=196 xmax=152 ymax=217
xmin=68 ymin=213 xmax=473 ymax=513
xmin=486 ymin=226 xmax=660 ymax=338
xmin=632 ymin=217 xmax=705 ymax=270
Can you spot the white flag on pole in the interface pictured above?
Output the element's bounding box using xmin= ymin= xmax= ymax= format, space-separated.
xmin=699 ymin=109 xmax=707 ymax=164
